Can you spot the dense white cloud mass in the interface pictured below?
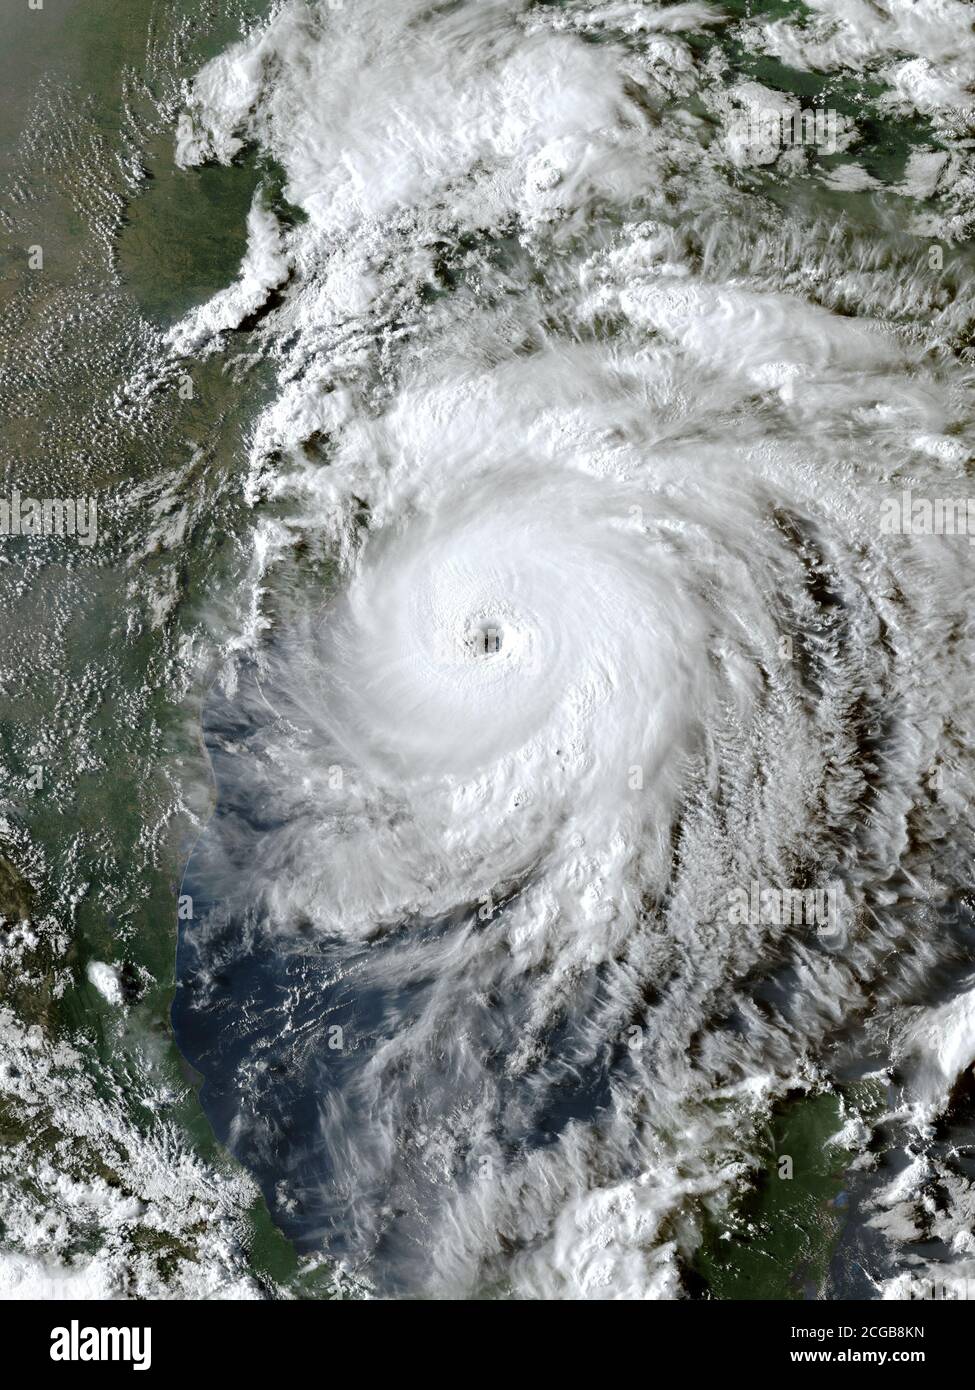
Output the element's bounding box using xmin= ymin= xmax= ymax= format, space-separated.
xmin=170 ymin=0 xmax=975 ymax=1298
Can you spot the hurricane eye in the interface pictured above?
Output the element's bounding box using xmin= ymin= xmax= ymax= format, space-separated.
xmin=472 ymin=622 xmax=503 ymax=655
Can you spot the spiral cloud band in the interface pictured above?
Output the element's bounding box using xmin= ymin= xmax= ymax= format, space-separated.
xmin=171 ymin=0 xmax=975 ymax=1299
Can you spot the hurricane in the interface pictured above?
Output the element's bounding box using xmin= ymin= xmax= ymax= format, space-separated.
xmin=166 ymin=0 xmax=975 ymax=1300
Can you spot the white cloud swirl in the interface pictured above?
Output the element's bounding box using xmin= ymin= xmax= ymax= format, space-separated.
xmin=172 ymin=0 xmax=975 ymax=1299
